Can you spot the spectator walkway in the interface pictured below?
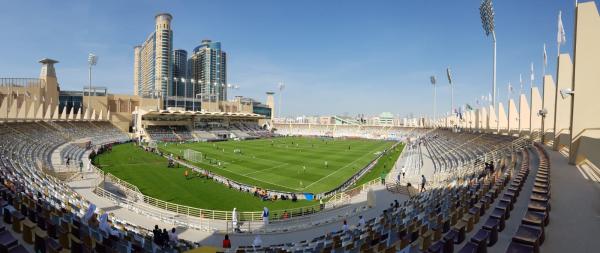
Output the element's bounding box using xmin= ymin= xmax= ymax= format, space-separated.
xmin=540 ymin=147 xmax=600 ymax=252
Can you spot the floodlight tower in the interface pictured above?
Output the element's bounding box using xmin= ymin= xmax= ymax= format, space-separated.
xmin=446 ymin=67 xmax=454 ymax=120
xmin=278 ymin=82 xmax=285 ymax=119
xmin=430 ymin=76 xmax=437 ymax=125
xmin=480 ymin=0 xmax=496 ymax=111
xmin=87 ymin=53 xmax=98 ymax=109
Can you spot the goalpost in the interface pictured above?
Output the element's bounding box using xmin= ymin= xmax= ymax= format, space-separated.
xmin=184 ymin=149 xmax=203 ymax=163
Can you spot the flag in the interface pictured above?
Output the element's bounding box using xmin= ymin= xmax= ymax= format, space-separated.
xmin=543 ymin=43 xmax=548 ymax=68
xmin=508 ymin=82 xmax=513 ymax=94
xmin=466 ymin=104 xmax=473 ymax=111
xmin=558 ymin=11 xmax=566 ymax=45
xmin=530 ymin=63 xmax=535 ymax=82
xmin=519 ymin=74 xmax=523 ymax=91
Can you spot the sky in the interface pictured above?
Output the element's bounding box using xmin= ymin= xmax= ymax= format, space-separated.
xmin=0 ymin=0 xmax=592 ymax=118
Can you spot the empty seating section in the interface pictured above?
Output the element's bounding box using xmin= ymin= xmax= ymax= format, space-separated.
xmin=505 ymin=143 xmax=551 ymax=252
xmin=0 ymin=122 xmax=199 ymax=252
xmin=274 ymin=124 xmax=428 ymax=140
xmin=146 ymin=121 xmax=272 ymax=142
xmin=423 ymin=130 xmax=515 ymax=172
xmin=145 ymin=125 xmax=181 ymax=142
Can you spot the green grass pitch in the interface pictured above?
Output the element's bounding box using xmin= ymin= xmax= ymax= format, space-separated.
xmin=93 ymin=137 xmax=401 ymax=211
xmin=160 ymin=137 xmax=395 ymax=193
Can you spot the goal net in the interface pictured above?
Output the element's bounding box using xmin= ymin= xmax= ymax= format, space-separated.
xmin=184 ymin=149 xmax=203 ymax=163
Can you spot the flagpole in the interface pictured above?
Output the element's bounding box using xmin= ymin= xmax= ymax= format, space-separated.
xmin=543 ymin=44 xmax=546 ymax=77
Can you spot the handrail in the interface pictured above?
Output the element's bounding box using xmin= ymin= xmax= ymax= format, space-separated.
xmin=89 ymin=163 xmax=350 ymax=225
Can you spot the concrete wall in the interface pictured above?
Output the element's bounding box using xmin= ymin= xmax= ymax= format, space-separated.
xmin=542 ymin=75 xmax=556 ymax=144
xmin=569 ymin=1 xmax=600 ymax=165
xmin=530 ymin=86 xmax=543 ymax=136
xmin=518 ymin=94 xmax=530 ymax=133
xmin=497 ymin=103 xmax=508 ymax=132
xmin=553 ymin=54 xmax=573 ymax=151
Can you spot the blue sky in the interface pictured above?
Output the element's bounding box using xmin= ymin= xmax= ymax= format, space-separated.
xmin=0 ymin=0 xmax=591 ymax=117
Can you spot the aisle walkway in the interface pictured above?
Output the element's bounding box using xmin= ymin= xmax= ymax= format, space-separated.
xmin=541 ymin=147 xmax=600 ymax=252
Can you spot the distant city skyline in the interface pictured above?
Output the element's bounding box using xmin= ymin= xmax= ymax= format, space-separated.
xmin=0 ymin=0 xmax=591 ymax=117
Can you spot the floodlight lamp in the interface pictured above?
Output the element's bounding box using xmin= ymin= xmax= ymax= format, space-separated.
xmin=88 ymin=53 xmax=98 ymax=66
xmin=479 ymin=0 xmax=495 ymax=36
xmin=560 ymin=88 xmax=574 ymax=99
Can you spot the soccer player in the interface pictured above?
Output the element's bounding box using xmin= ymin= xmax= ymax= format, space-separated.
xmin=325 ymin=161 xmax=328 ymax=168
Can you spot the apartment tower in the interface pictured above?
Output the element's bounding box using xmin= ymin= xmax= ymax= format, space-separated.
xmin=133 ymin=13 xmax=173 ymax=99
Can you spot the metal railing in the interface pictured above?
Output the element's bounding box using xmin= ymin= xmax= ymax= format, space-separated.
xmin=427 ymin=135 xmax=531 ymax=187
xmin=0 ymin=78 xmax=45 ymax=88
xmin=89 ymin=163 xmax=359 ymax=232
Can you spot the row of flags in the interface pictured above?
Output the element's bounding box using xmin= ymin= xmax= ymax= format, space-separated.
xmin=438 ymin=9 xmax=568 ymax=122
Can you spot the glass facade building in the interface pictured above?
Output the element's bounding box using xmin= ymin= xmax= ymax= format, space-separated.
xmin=58 ymin=90 xmax=83 ymax=115
xmin=172 ymin=49 xmax=188 ymax=98
xmin=189 ymin=39 xmax=227 ymax=102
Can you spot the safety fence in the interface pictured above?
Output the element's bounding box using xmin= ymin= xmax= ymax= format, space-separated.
xmin=90 ymin=162 xmax=358 ymax=227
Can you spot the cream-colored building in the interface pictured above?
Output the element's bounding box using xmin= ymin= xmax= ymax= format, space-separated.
xmin=133 ymin=13 xmax=173 ymax=98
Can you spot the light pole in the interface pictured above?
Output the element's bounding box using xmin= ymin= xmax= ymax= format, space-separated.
xmin=480 ymin=0 xmax=496 ymax=111
xmin=87 ymin=53 xmax=98 ymax=110
xmin=430 ymin=76 xmax=437 ymax=126
xmin=182 ymin=78 xmax=187 ymax=110
xmin=173 ymin=77 xmax=180 ymax=108
xmin=278 ymin=82 xmax=285 ymax=119
xmin=446 ymin=67 xmax=454 ymax=125
xmin=190 ymin=79 xmax=196 ymax=111
xmin=162 ymin=77 xmax=169 ymax=109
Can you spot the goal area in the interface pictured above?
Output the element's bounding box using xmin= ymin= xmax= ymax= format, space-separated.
xmin=184 ymin=149 xmax=203 ymax=163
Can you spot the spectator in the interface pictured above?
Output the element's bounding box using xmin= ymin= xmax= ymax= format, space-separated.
xmin=358 ymin=215 xmax=366 ymax=228
xmin=222 ymin=234 xmax=231 ymax=248
xmin=162 ymin=228 xmax=169 ymax=247
xmin=262 ymin=207 xmax=270 ymax=226
xmin=232 ymin=208 xmax=239 ymax=232
xmin=169 ymin=228 xmax=178 ymax=245
xmin=420 ymin=175 xmax=427 ymax=192
xmin=152 ymin=225 xmax=161 ymax=246
xmin=401 ymin=166 xmax=406 ymax=178
xmin=342 ymin=220 xmax=349 ymax=232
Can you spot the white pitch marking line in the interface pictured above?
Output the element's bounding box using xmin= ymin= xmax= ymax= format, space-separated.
xmin=302 ymin=144 xmax=383 ymax=190
xmin=243 ymin=163 xmax=289 ymax=176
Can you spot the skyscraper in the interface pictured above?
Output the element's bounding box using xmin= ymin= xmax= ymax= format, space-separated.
xmin=172 ymin=49 xmax=187 ymax=97
xmin=133 ymin=13 xmax=173 ymax=99
xmin=189 ymin=39 xmax=227 ymax=102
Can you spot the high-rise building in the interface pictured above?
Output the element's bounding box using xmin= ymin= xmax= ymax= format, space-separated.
xmin=189 ymin=39 xmax=227 ymax=102
xmin=133 ymin=13 xmax=173 ymax=99
xmin=172 ymin=49 xmax=188 ymax=97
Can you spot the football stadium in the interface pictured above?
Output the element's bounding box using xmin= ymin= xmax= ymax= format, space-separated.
xmin=0 ymin=1 xmax=599 ymax=253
